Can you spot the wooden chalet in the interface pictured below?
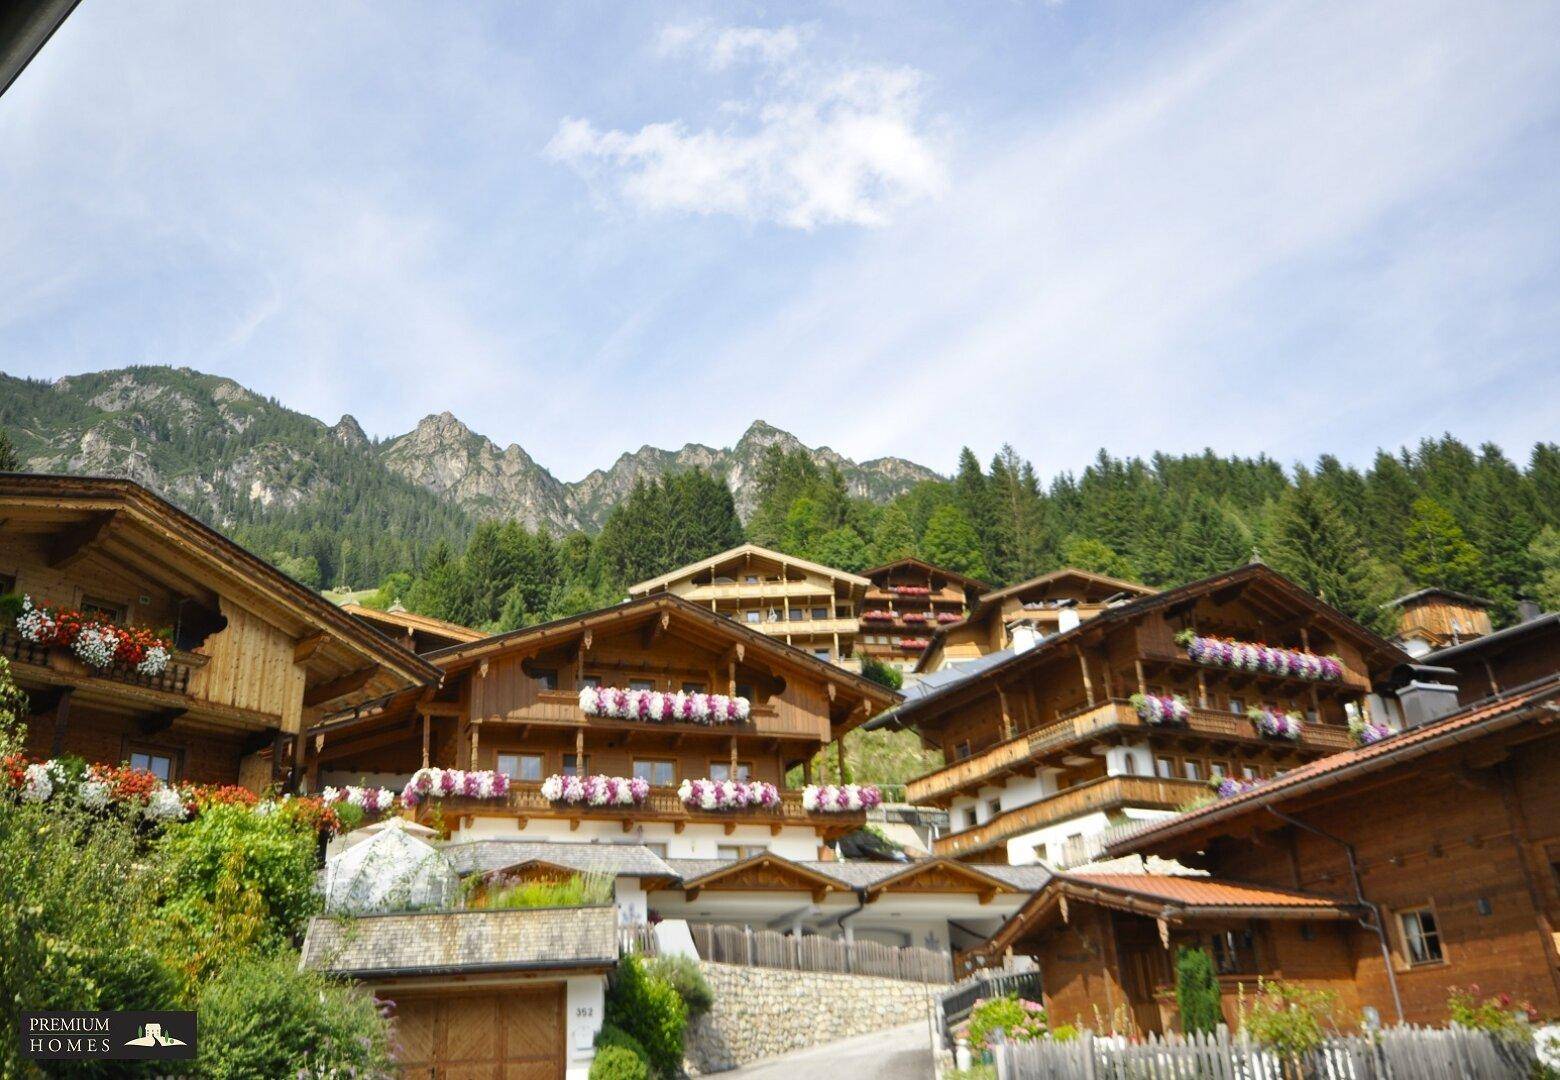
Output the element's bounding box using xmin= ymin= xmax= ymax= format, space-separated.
xmin=917 ymin=568 xmax=1156 ymax=674
xmin=309 ymin=593 xmax=901 ymax=860
xmin=966 ymin=674 xmax=1560 ymax=1032
xmin=1416 ymin=608 xmax=1560 ymax=707
xmin=1385 ymin=587 xmax=1495 ymax=657
xmin=627 ymin=543 xmax=869 ymax=670
xmin=340 ymin=601 xmax=483 ymax=654
xmin=0 ymin=474 xmax=437 ymax=788
xmin=869 ymin=563 xmax=1409 ymax=866
xmin=858 ymin=558 xmax=988 ymax=672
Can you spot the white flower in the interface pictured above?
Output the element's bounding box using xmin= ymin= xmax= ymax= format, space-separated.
xmin=578 ymin=686 xmax=601 ymax=715
xmin=21 ymin=763 xmax=54 ymax=802
xmin=541 ymin=775 xmax=564 ymax=801
xmin=136 ymin=645 xmax=171 ymax=677
xmin=77 ymin=779 xmax=111 ymax=811
xmin=71 ymin=625 xmax=119 ymax=669
xmin=143 ymin=786 xmax=188 ymax=822
xmin=803 ymin=785 xmax=820 ymax=811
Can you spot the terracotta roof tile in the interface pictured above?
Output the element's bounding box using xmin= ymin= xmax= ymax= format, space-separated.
xmin=1066 ymin=873 xmax=1346 ymax=910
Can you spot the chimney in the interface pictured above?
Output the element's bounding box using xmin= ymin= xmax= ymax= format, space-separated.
xmin=1517 ymin=598 xmax=1543 ymax=623
xmin=1393 ymin=664 xmax=1462 ymax=729
xmin=1057 ymin=607 xmax=1081 ymax=633
xmin=1009 ymin=621 xmax=1044 ymax=654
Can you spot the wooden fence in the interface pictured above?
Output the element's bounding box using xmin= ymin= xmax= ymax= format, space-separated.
xmin=993 ymin=1026 xmax=1540 ymax=1079
xmin=940 ymin=970 xmax=1043 ymax=1044
xmin=688 ymin=923 xmax=952 ymax=985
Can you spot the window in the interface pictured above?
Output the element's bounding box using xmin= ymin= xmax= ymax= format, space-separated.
xmin=1182 ymin=759 xmax=1203 ymax=782
xmin=1155 ymin=757 xmax=1173 ymax=779
xmin=813 ymin=648 xmax=831 ymax=660
xmin=1120 ymin=755 xmax=1138 ymax=777
xmin=788 ymin=609 xmax=806 ymax=621
xmin=496 ymin=753 xmax=542 ymax=781
xmin=642 ymin=842 xmax=669 ymax=858
xmin=533 ymin=669 xmax=558 ymax=691
xmin=1399 ymin=907 xmax=1444 ymax=965
xmin=735 ymin=683 xmax=755 ymax=702
xmin=710 ymin=762 xmax=752 ymax=781
xmin=629 ymin=679 xmax=654 ymax=692
xmin=962 ymin=808 xmax=978 ymax=830
xmin=812 ymin=607 xmax=829 ymax=620
xmin=717 ymin=843 xmax=766 ymax=860
xmin=681 ymin=681 xmax=707 ymax=694
xmin=744 ymin=611 xmax=761 ymax=624
xmin=952 ymin=741 xmax=971 ymax=761
xmin=1210 ymin=761 xmax=1229 ymax=779
xmin=1240 ymin=764 xmax=1257 ymax=780
xmin=81 ymin=596 xmax=127 ymax=623
xmin=129 ymin=749 xmax=175 ymax=782
xmin=766 ymin=609 xmax=781 ymax=623
xmin=0 ymin=573 xmax=15 ymax=594
xmin=1228 ymin=697 xmax=1245 ymax=716
xmin=581 ymin=675 xmax=601 ymax=689
xmin=986 ymin=798 xmax=1002 ymax=819
xmin=1305 ymin=709 xmax=1319 ymax=725
xmin=633 ymin=760 xmax=676 ymax=786
xmin=744 ymin=574 xmax=759 ymax=585
xmin=1210 ymin=929 xmax=1256 ymax=974
xmin=562 ymin=754 xmax=588 ymax=777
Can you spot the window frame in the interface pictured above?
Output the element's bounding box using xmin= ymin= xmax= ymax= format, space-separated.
xmin=632 ymin=759 xmax=677 ymax=787
xmin=126 ymin=744 xmax=179 ymax=783
xmin=562 ymin=753 xmax=589 ymax=777
xmin=532 ymin=668 xmax=558 ymax=691
xmin=496 ymin=752 xmax=543 ymax=782
xmin=1182 ymin=758 xmax=1203 ymax=782
xmin=81 ymin=595 xmax=129 ymax=624
xmin=709 ymin=761 xmax=753 ymax=782
xmin=1396 ymin=904 xmax=1447 ymax=967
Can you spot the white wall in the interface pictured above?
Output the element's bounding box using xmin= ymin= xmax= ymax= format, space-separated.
xmin=565 ymin=976 xmax=605 ymax=1080
xmin=452 ymin=816 xmax=823 ymax=860
xmin=614 ymin=878 xmax=649 ymax=925
xmin=1002 ymin=805 xmax=1178 ymax=866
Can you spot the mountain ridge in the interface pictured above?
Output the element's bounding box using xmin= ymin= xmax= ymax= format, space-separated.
xmin=0 ymin=366 xmax=942 ymax=536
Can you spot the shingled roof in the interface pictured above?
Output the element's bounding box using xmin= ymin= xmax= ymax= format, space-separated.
xmin=299 ymin=906 xmax=618 ymax=979
xmin=441 ymin=840 xmax=675 ymax=880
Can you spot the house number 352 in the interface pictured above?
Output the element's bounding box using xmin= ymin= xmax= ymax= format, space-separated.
xmin=575 ymin=1007 xmax=594 ymax=1018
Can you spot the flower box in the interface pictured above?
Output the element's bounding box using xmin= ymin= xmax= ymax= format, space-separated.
xmin=15 ymin=595 xmax=173 ymax=676
xmin=1174 ymin=629 xmax=1343 ymax=682
xmin=1246 ymin=707 xmax=1303 ymax=741
xmin=678 ymin=778 xmax=780 ymax=811
xmin=892 ymin=586 xmax=931 ymax=596
xmin=541 ymin=774 xmax=649 ymax=806
xmin=579 ymin=686 xmax=750 ymax=725
xmin=935 ymin=612 xmax=962 ymax=623
xmin=320 ymin=784 xmax=397 ymax=814
xmin=898 ymin=638 xmax=930 ymax=650
xmin=861 ymin=610 xmax=895 ymax=622
xmin=802 ymin=783 xmax=882 ymax=812
xmin=1349 ymin=720 xmax=1393 ymax=746
xmin=1129 ymin=692 xmax=1190 ymax=725
xmin=402 ymin=767 xmax=510 ymax=806
xmin=1209 ymin=775 xmax=1266 ymax=798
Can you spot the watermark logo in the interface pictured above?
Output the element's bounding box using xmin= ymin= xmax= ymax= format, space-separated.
xmin=20 ymin=1012 xmax=196 ymax=1061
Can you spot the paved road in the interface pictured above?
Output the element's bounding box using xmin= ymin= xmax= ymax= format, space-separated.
xmin=718 ymin=1021 xmax=936 ymax=1078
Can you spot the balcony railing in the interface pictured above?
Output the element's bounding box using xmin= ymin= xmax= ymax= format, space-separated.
xmin=1 ymin=628 xmax=199 ymax=697
xmin=416 ymin=782 xmax=866 ymax=833
xmin=932 ymin=775 xmax=1207 ymax=857
xmin=906 ymin=699 xmax=1352 ymax=804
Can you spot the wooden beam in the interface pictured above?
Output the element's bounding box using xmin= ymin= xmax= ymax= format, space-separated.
xmin=47 ymin=511 xmax=117 ymax=570
xmin=138 ymin=708 xmax=185 ymax=735
xmin=293 ymin=633 xmax=328 ymax=665
xmin=643 ymin=610 xmax=671 ymax=648
xmin=1076 ymin=648 xmax=1095 ymax=707
xmin=303 ymin=666 xmax=379 ymax=709
xmin=421 ymin=712 xmax=431 ymax=769
xmin=47 ymin=687 xmax=73 ymax=757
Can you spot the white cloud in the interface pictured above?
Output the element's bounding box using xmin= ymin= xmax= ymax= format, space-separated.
xmin=546 ymin=25 xmax=945 ymax=229
xmin=656 ymin=21 xmax=803 ymax=70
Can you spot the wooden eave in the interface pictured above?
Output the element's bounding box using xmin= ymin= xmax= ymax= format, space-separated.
xmin=0 ymin=474 xmax=440 ymax=694
xmin=627 ymin=542 xmax=872 ymax=595
xmin=679 ymin=852 xmax=843 ymax=902
xmin=862 ymin=857 xmax=1015 ymax=904
xmin=862 ymin=557 xmax=992 ymax=593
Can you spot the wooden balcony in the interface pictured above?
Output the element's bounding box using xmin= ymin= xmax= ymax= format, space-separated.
xmin=932 ymin=775 xmax=1207 ymax=857
xmin=1137 ymin=642 xmax=1371 ymax=693
xmin=906 ymin=699 xmax=1353 ymax=805
xmin=415 ymin=782 xmax=866 ymax=838
xmin=685 ymin=581 xmax=838 ymax=602
xmin=494 ymin=690 xmax=830 ymax=741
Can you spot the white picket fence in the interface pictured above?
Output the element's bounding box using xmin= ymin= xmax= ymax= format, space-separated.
xmin=688 ymin=922 xmax=953 ymax=984
xmin=993 ymin=1025 xmax=1540 ymax=1078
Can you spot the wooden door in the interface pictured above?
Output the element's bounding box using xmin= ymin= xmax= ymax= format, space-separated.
xmin=393 ymin=987 xmax=564 ymax=1079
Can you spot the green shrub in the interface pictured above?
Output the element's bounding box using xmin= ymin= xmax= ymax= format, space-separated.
xmin=595 ymin=1021 xmax=650 ymax=1062
xmin=966 ymin=995 xmax=1047 ymax=1048
xmin=1239 ymin=978 xmax=1339 ymax=1056
xmin=605 ymin=954 xmax=687 ymax=1077
xmin=197 ymin=953 xmax=394 ymax=1080
xmin=482 ymin=871 xmax=614 ymax=909
xmin=861 ymin=655 xmax=903 ymax=690
xmin=1050 ymin=1023 xmax=1080 ymax=1041
xmin=647 ymin=954 xmax=714 ymax=1020
xmin=154 ymin=803 xmax=320 ymax=973
xmin=1175 ymin=947 xmax=1222 ymax=1034
xmin=590 ymin=1045 xmax=649 ymax=1080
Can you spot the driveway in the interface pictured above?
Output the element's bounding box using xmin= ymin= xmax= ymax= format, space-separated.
xmin=716 ymin=1021 xmax=936 ymax=1078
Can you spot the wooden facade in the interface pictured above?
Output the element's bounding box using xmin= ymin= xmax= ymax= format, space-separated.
xmin=1388 ymin=587 xmax=1496 ymax=655
xmin=0 ymin=474 xmax=437 ymax=788
xmin=628 ymin=543 xmax=869 ymax=669
xmin=341 ymin=602 xmax=483 ymax=654
xmin=918 ymin=568 xmax=1156 ymax=673
xmin=879 ymin=564 xmax=1408 ymax=863
xmin=1059 ymin=678 xmax=1560 ymax=1030
xmin=310 ymin=594 xmax=900 ymax=849
xmin=858 ymin=558 xmax=987 ymax=671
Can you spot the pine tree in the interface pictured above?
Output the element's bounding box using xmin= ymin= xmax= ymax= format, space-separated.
xmin=1170 ymin=496 xmax=1250 ymax=582
xmin=1529 ymin=444 xmax=1560 ymax=528
xmin=1268 ymin=477 xmax=1395 ymax=634
xmin=1362 ymin=451 xmax=1419 ymax=561
xmin=920 ymin=504 xmax=990 ymax=581
xmin=868 ymin=505 xmax=918 ymax=565
xmin=1464 ymin=446 xmax=1540 ymax=621
xmin=810 ymin=527 xmax=870 ymax=573
xmin=1060 ymin=536 xmax=1137 ymax=582
xmin=952 ymin=448 xmax=998 ymax=575
xmin=1399 ymin=497 xmax=1485 ymax=596
xmin=1529 ymin=527 xmax=1560 ymax=611
xmin=0 ymin=428 xmax=18 ymax=472
xmin=1176 ymin=948 xmax=1222 ymax=1035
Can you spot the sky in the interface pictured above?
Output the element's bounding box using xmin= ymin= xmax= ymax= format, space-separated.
xmin=2 ymin=0 xmax=1559 ymax=483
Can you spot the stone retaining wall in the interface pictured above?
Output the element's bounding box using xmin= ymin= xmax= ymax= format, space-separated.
xmin=684 ymin=961 xmax=939 ymax=1073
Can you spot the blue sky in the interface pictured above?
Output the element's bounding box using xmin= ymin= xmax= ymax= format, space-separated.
xmin=2 ymin=0 xmax=1558 ymax=482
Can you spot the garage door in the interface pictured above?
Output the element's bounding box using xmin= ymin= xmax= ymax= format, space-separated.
xmin=395 ymin=986 xmax=564 ymax=1079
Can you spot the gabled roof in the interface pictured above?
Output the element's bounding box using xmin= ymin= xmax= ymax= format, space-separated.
xmin=860 ymin=857 xmax=1017 ymax=902
xmin=441 ymin=839 xmax=676 ymax=880
xmin=976 ymin=567 xmax=1157 ymax=607
xmin=876 ymin=562 xmax=1410 ymax=731
xmin=677 ymin=852 xmax=844 ymax=901
xmin=425 ymin=592 xmax=900 ymax=720
xmin=0 ymin=473 xmax=438 ymax=690
xmin=628 ymin=542 xmax=871 ymax=594
xmin=862 ymin=557 xmax=991 ymax=592
xmin=1104 ymin=674 xmax=1560 ymax=858
xmin=1385 ymin=586 xmax=1495 ymax=610
xmin=341 ymin=603 xmax=484 ymax=646
xmin=1422 ymin=612 xmax=1559 ymax=664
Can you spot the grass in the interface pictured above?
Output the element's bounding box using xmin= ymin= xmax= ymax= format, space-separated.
xmin=473 ymin=872 xmax=614 ymax=910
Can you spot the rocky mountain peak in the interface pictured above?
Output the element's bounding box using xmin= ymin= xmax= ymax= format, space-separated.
xmin=330 ymin=414 xmax=368 ymax=449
